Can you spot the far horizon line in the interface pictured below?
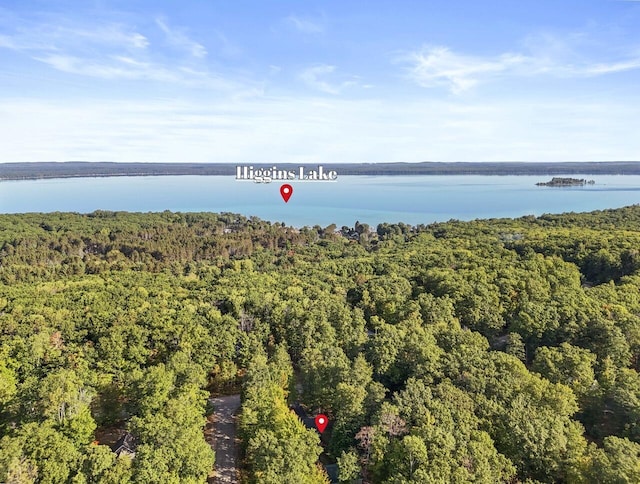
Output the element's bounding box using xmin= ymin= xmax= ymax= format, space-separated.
xmin=2 ymin=160 xmax=640 ymax=164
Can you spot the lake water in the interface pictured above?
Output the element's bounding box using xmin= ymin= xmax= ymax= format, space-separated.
xmin=1 ymin=175 xmax=639 ymax=227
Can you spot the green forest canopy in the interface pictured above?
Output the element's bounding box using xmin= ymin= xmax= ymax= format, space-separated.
xmin=1 ymin=207 xmax=640 ymax=482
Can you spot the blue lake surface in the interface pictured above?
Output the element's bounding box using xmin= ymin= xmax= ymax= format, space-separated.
xmin=1 ymin=175 xmax=639 ymax=227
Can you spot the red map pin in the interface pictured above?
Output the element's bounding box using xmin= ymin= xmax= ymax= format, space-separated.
xmin=315 ymin=414 xmax=328 ymax=433
xmin=280 ymin=184 xmax=293 ymax=203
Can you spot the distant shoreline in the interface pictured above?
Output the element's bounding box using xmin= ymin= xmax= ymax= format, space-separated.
xmin=1 ymin=161 xmax=640 ymax=181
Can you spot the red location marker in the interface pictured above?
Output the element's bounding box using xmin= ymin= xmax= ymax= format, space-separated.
xmin=315 ymin=414 xmax=328 ymax=433
xmin=280 ymin=184 xmax=293 ymax=203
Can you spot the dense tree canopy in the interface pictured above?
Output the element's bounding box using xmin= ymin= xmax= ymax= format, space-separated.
xmin=1 ymin=206 xmax=640 ymax=482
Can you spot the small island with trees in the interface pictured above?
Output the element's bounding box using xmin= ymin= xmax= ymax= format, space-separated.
xmin=536 ymin=177 xmax=596 ymax=187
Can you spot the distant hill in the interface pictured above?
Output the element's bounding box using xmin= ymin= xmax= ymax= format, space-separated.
xmin=1 ymin=161 xmax=640 ymax=180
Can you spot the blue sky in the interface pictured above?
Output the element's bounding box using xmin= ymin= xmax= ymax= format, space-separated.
xmin=1 ymin=0 xmax=639 ymax=163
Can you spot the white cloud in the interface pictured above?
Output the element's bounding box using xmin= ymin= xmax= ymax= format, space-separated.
xmin=404 ymin=41 xmax=640 ymax=93
xmin=5 ymin=14 xmax=214 ymax=60
xmin=0 ymin=22 xmax=148 ymax=53
xmin=405 ymin=46 xmax=526 ymax=93
xmin=155 ymin=17 xmax=206 ymax=58
xmin=63 ymin=25 xmax=150 ymax=50
xmin=0 ymin=13 xmax=250 ymax=89
xmin=128 ymin=33 xmax=150 ymax=50
xmin=300 ymin=65 xmax=339 ymax=94
xmin=299 ymin=64 xmax=357 ymax=94
xmin=35 ymin=54 xmax=175 ymax=82
xmin=583 ymin=58 xmax=640 ymax=75
xmin=32 ymin=53 xmax=241 ymax=90
xmin=285 ymin=14 xmax=324 ymax=34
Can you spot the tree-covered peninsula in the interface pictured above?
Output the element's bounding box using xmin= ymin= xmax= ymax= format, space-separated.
xmin=1 ymin=208 xmax=640 ymax=482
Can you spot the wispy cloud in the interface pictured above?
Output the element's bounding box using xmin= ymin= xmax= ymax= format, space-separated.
xmin=36 ymin=54 xmax=170 ymax=82
xmin=584 ymin=58 xmax=640 ymax=74
xmin=405 ymin=47 xmax=526 ymax=94
xmin=155 ymin=17 xmax=206 ymax=58
xmin=403 ymin=38 xmax=640 ymax=93
xmin=0 ymin=22 xmax=148 ymax=53
xmin=32 ymin=53 xmax=242 ymax=90
xmin=60 ymin=25 xmax=150 ymax=50
xmin=0 ymin=12 xmax=252 ymax=89
xmin=285 ymin=14 xmax=324 ymax=34
xmin=299 ymin=64 xmax=357 ymax=94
